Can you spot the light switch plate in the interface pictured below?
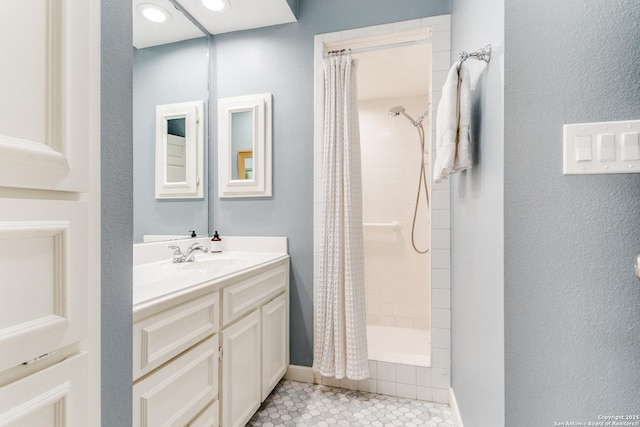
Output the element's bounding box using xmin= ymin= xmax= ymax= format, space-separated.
xmin=563 ymin=120 xmax=640 ymax=175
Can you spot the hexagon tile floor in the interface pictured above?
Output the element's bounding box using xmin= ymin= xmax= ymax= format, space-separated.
xmin=247 ymin=380 xmax=456 ymax=427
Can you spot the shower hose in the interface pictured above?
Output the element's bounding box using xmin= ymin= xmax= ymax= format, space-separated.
xmin=411 ymin=121 xmax=430 ymax=254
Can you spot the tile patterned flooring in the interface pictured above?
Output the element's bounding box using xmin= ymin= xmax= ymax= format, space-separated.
xmin=247 ymin=380 xmax=455 ymax=427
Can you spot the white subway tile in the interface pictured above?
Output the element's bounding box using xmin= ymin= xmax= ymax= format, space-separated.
xmin=339 ymin=378 xmax=359 ymax=390
xmin=368 ymin=360 xmax=377 ymax=379
xmin=393 ymin=19 xmax=422 ymax=32
xmin=432 ymin=30 xmax=451 ymax=52
xmin=432 ymin=328 xmax=451 ymax=350
xmin=416 ymin=386 xmax=433 ymax=402
xmin=432 ymin=308 xmax=451 ymax=330
xmin=431 ymin=210 xmax=450 ymax=230
xmin=417 ymin=367 xmax=432 ymax=387
xmin=432 ymin=229 xmax=450 ymax=250
xmin=432 ymin=269 xmax=451 ymax=289
xmin=340 ymin=28 xmax=367 ymax=40
xmin=432 ymin=288 xmax=451 ymax=309
xmin=396 ymin=364 xmax=417 ymax=385
xmin=431 ymin=175 xmax=450 ymax=190
xmin=432 ymin=387 xmax=450 ymax=404
xmin=376 ymin=361 xmax=396 ymax=382
xmin=431 ymin=189 xmax=450 ymax=210
xmin=432 ymin=368 xmax=451 ymax=389
xmin=432 ymin=348 xmax=451 ymax=369
xmin=433 ymin=50 xmax=452 ymax=72
xmin=423 ymin=14 xmax=450 ymax=26
xmin=376 ymin=380 xmax=397 ymax=397
xmin=321 ymin=376 xmax=340 ymax=388
xmin=396 ymin=383 xmax=417 ymax=400
xmin=432 ymin=250 xmax=451 ymax=269
xmin=357 ymin=378 xmax=377 ymax=393
xmin=322 ymin=31 xmax=342 ymax=42
xmin=431 ymin=22 xmax=451 ymax=33
xmin=366 ymin=24 xmax=393 ymax=36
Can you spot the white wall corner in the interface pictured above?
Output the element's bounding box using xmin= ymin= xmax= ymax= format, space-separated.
xmin=449 ymin=388 xmax=464 ymax=427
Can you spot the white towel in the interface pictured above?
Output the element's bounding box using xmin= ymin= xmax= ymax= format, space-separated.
xmin=433 ymin=60 xmax=471 ymax=183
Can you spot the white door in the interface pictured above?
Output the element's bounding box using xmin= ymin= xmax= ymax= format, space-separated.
xmin=0 ymin=0 xmax=100 ymax=423
xmin=261 ymin=294 xmax=289 ymax=401
xmin=221 ymin=311 xmax=261 ymax=427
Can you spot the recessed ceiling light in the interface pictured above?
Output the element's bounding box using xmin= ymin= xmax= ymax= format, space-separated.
xmin=202 ymin=0 xmax=230 ymax=12
xmin=136 ymin=3 xmax=171 ymax=23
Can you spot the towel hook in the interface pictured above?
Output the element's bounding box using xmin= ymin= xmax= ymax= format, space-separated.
xmin=459 ymin=44 xmax=491 ymax=63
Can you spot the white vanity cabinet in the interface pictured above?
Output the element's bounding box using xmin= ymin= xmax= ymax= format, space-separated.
xmin=220 ymin=262 xmax=289 ymax=427
xmin=132 ymin=254 xmax=289 ymax=427
xmin=133 ymin=292 xmax=221 ymax=427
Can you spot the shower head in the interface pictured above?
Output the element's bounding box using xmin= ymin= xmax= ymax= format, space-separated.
xmin=388 ymin=106 xmax=406 ymax=117
xmin=389 ymin=105 xmax=419 ymax=125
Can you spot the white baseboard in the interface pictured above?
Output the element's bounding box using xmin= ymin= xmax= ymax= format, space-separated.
xmin=449 ymin=388 xmax=464 ymax=427
xmin=284 ymin=365 xmax=318 ymax=384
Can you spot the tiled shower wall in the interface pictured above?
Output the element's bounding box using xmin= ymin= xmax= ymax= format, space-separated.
xmin=313 ymin=14 xmax=452 ymax=404
xmin=359 ymin=97 xmax=430 ymax=330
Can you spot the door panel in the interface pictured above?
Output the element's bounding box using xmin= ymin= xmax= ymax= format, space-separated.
xmin=0 ymin=352 xmax=89 ymax=426
xmin=0 ymin=0 xmax=91 ymax=192
xmin=0 ymin=199 xmax=88 ymax=373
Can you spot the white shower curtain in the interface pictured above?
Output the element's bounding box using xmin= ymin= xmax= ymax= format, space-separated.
xmin=313 ymin=53 xmax=370 ymax=380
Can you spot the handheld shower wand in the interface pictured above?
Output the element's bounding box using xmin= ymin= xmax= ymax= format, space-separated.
xmin=388 ymin=105 xmax=430 ymax=254
xmin=388 ymin=105 xmax=427 ymax=127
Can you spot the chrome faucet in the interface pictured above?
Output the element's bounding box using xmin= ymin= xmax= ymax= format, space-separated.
xmin=168 ymin=242 xmax=209 ymax=263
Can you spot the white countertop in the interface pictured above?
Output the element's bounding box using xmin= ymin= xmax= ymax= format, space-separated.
xmin=132 ymin=236 xmax=289 ymax=319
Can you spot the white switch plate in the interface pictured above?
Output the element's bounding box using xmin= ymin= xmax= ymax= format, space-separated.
xmin=563 ymin=119 xmax=640 ymax=175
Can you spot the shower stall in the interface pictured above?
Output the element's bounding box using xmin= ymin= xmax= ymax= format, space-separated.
xmin=314 ymin=18 xmax=453 ymax=403
xmin=359 ymin=95 xmax=431 ymax=367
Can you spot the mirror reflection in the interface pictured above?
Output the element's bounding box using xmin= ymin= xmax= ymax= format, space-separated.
xmin=133 ymin=1 xmax=209 ymax=243
xmin=231 ymin=111 xmax=254 ymax=180
xmin=166 ymin=117 xmax=187 ymax=183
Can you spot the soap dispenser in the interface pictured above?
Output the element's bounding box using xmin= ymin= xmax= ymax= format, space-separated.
xmin=210 ymin=231 xmax=222 ymax=253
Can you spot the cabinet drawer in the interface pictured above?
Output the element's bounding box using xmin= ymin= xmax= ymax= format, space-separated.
xmin=222 ymin=265 xmax=287 ymax=326
xmin=133 ymin=335 xmax=218 ymax=427
xmin=188 ymin=400 xmax=219 ymax=427
xmin=134 ymin=292 xmax=219 ymax=380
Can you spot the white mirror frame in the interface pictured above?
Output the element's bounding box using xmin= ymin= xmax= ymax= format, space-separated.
xmin=218 ymin=93 xmax=272 ymax=198
xmin=155 ymin=101 xmax=204 ymax=199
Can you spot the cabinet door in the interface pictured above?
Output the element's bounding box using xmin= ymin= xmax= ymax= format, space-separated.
xmin=133 ymin=335 xmax=218 ymax=427
xmin=221 ymin=311 xmax=261 ymax=427
xmin=261 ymin=294 xmax=289 ymax=401
xmin=0 ymin=353 xmax=88 ymax=426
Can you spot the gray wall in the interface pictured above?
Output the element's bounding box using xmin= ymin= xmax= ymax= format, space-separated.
xmin=101 ymin=0 xmax=133 ymax=425
xmin=210 ymin=0 xmax=451 ymax=366
xmin=450 ymin=0 xmax=504 ymax=425
xmin=133 ymin=38 xmax=210 ymax=242
xmin=505 ymin=1 xmax=640 ymax=425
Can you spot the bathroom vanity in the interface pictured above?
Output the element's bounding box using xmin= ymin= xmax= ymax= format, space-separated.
xmin=132 ymin=237 xmax=289 ymax=427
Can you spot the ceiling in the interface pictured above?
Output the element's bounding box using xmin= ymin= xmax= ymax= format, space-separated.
xmin=356 ymin=43 xmax=431 ymax=101
xmin=133 ymin=0 xmax=297 ymax=49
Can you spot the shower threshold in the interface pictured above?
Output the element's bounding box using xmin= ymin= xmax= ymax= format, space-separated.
xmin=367 ymin=324 xmax=431 ymax=367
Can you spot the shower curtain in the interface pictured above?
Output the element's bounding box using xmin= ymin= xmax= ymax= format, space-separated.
xmin=313 ymin=53 xmax=369 ymax=380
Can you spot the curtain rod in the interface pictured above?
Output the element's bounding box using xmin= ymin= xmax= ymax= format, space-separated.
xmin=325 ymin=38 xmax=431 ymax=57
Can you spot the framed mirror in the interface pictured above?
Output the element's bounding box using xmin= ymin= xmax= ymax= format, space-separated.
xmin=155 ymin=100 xmax=204 ymax=199
xmin=218 ymin=93 xmax=272 ymax=198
